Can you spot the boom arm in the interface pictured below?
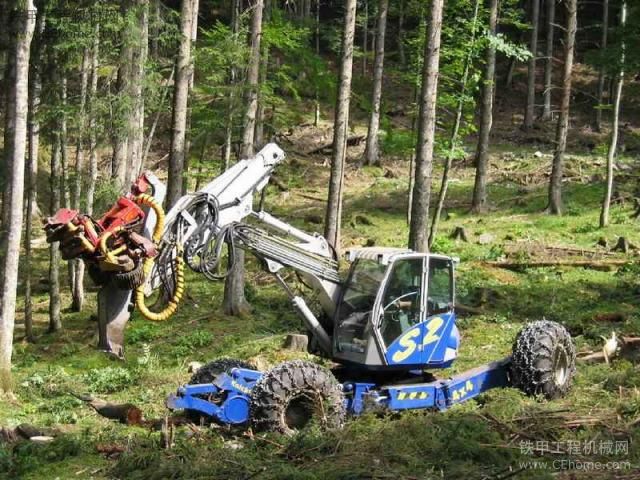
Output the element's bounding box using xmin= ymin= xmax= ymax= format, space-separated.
xmin=155 ymin=144 xmax=341 ymax=352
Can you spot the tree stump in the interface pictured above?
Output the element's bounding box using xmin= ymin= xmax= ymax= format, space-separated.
xmin=450 ymin=227 xmax=469 ymax=242
xmin=283 ymin=334 xmax=309 ymax=352
xmin=611 ymin=237 xmax=635 ymax=253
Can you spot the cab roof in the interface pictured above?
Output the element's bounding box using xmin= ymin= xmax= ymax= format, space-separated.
xmin=346 ymin=247 xmax=455 ymax=265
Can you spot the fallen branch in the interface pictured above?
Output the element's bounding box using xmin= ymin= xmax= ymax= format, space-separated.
xmin=308 ymin=134 xmax=365 ymax=154
xmin=455 ymin=303 xmax=484 ymax=316
xmin=577 ymin=336 xmax=640 ymax=364
xmin=485 ymin=259 xmax=630 ymax=271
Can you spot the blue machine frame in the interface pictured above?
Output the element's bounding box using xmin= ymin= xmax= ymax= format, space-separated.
xmin=166 ymin=358 xmax=512 ymax=425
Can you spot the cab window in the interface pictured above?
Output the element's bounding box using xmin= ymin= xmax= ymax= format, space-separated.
xmin=335 ymin=259 xmax=387 ymax=353
xmin=427 ymin=258 xmax=453 ymax=315
xmin=379 ymin=258 xmax=424 ymax=347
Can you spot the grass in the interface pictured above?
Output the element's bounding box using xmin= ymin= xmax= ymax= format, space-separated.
xmin=1 ymin=144 xmax=640 ymax=479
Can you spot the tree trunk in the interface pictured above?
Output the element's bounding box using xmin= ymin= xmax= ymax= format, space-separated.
xmin=408 ymin=0 xmax=444 ymax=253
xmin=2 ymin=30 xmax=16 ymax=231
xmin=167 ymin=0 xmax=195 ymax=208
xmin=126 ymin=0 xmax=149 ymax=185
xmin=594 ymin=0 xmax=609 ymax=132
xmin=182 ymin=0 xmax=199 ymax=194
xmin=59 ymin=75 xmax=76 ymax=294
xmin=224 ymin=0 xmax=265 ymax=317
xmin=324 ymin=0 xmax=357 ymax=250
xmin=49 ymin=134 xmax=62 ymax=334
xmin=524 ymin=0 xmax=540 ymax=129
xmin=363 ymin=0 xmax=389 ymax=167
xmin=112 ymin=0 xmax=133 ymax=190
xmin=0 ymin=0 xmax=35 ymax=392
xmin=398 ymin=0 xmax=406 ymax=66
xmin=223 ymin=0 xmax=241 ymax=172
xmin=430 ymin=0 xmax=481 ymax=246
xmin=547 ymin=0 xmax=576 ymax=215
xmin=240 ymin=0 xmax=264 ymax=159
xmin=362 ymin=0 xmax=368 ymax=76
xmin=86 ymin=24 xmax=100 ymax=220
xmin=24 ymin=7 xmax=45 ymax=342
xmin=254 ymin=0 xmax=270 ymax=149
xmin=541 ymin=0 xmax=555 ymax=121
xmin=600 ymin=2 xmax=625 ymax=228
xmin=314 ymin=0 xmax=321 ymax=126
xmin=70 ymin=49 xmax=90 ymax=313
xmin=142 ymin=68 xmax=173 ymax=170
xmin=471 ymin=0 xmax=499 ymax=214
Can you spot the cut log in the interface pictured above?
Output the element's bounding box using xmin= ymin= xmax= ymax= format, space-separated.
xmin=16 ymin=424 xmax=57 ymax=439
xmin=283 ymin=334 xmax=309 ymax=352
xmin=593 ymin=312 xmax=626 ymax=323
xmin=485 ymin=259 xmax=629 ymax=271
xmin=75 ymin=394 xmax=144 ymax=425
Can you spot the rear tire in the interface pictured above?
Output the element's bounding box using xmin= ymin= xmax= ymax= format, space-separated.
xmin=250 ymin=360 xmax=345 ymax=434
xmin=186 ymin=358 xmax=255 ymax=423
xmin=511 ymin=320 xmax=576 ymax=399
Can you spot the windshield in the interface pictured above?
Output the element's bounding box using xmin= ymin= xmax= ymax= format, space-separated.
xmin=335 ymin=259 xmax=387 ymax=353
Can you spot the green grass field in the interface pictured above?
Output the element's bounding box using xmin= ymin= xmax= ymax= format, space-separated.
xmin=1 ymin=144 xmax=639 ymax=479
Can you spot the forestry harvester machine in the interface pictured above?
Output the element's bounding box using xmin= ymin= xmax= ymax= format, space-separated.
xmin=45 ymin=144 xmax=576 ymax=433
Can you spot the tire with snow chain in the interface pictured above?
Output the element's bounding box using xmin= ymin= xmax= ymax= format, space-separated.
xmin=186 ymin=358 xmax=255 ymax=423
xmin=511 ymin=320 xmax=576 ymax=399
xmin=250 ymin=360 xmax=345 ymax=434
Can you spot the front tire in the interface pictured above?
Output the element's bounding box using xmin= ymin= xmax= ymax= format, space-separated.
xmin=250 ymin=360 xmax=345 ymax=434
xmin=511 ymin=320 xmax=576 ymax=399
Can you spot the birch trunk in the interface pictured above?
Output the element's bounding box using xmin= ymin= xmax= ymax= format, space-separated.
xmin=87 ymin=24 xmax=100 ymax=219
xmin=24 ymin=8 xmax=45 ymax=340
xmin=0 ymin=0 xmax=36 ymax=392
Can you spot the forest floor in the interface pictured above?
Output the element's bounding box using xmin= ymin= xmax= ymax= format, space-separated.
xmin=2 ymin=119 xmax=640 ymax=479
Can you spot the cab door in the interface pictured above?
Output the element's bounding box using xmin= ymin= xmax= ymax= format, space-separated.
xmin=377 ymin=256 xmax=428 ymax=366
xmin=420 ymin=257 xmax=458 ymax=367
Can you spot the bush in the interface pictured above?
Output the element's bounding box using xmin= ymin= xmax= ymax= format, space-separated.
xmin=84 ymin=367 xmax=136 ymax=393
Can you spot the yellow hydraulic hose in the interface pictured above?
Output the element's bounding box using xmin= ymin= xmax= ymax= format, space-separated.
xmin=132 ymin=194 xmax=185 ymax=321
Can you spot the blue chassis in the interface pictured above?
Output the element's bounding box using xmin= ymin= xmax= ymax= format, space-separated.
xmin=166 ymin=357 xmax=512 ymax=425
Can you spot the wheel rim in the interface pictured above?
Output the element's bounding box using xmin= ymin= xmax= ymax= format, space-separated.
xmin=552 ymin=346 xmax=569 ymax=386
xmin=283 ymin=394 xmax=317 ymax=431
